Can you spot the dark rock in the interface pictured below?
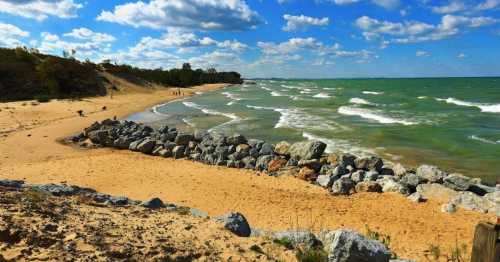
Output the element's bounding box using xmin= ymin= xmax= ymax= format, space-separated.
xmin=259 ymin=143 xmax=275 ymax=156
xmin=164 ymin=141 xmax=177 ymax=151
xmin=354 ymin=156 xmax=383 ymax=172
xmin=227 ymin=134 xmax=247 ymax=146
xmin=113 ymin=136 xmax=135 ymax=149
xmin=364 ymin=171 xmax=379 ymax=181
xmin=286 ymin=157 xmax=299 ymax=167
xmin=339 ymin=153 xmax=357 ymax=168
xmin=137 ymin=138 xmax=156 ymax=154
xmin=214 ymin=212 xmax=251 ymax=237
xmin=298 ymin=159 xmax=322 ymax=172
xmin=248 ymin=139 xmax=265 ymax=150
xmin=467 ymin=183 xmax=495 ymax=196
xmin=31 ymin=184 xmax=78 ymax=196
xmin=0 ymin=179 xmax=24 ymax=188
xmin=273 ymin=230 xmax=321 ymax=249
xmin=317 ymin=175 xmax=338 ymax=188
xmin=327 ymin=229 xmax=392 ymax=262
xmin=331 ymin=177 xmax=356 ymax=195
xmin=407 ymin=192 xmax=426 ymax=203
xmin=289 ymin=140 xmax=327 ymax=160
xmin=158 ymin=149 xmax=172 ymax=158
xmin=141 ymin=197 xmax=165 ymax=209
xmin=355 ymin=181 xmax=382 ymax=193
xmin=351 ymin=170 xmax=366 ymax=183
xmin=106 ymin=196 xmax=131 ymax=206
xmin=379 ymin=167 xmax=394 ymax=176
xmin=175 ymin=133 xmax=194 ymax=145
xmin=443 ymin=173 xmax=471 ymax=191
xmin=256 ymin=155 xmax=274 ymax=171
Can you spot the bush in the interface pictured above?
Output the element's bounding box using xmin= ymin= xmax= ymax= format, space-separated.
xmin=34 ymin=94 xmax=51 ymax=103
xmin=296 ymin=247 xmax=328 ymax=262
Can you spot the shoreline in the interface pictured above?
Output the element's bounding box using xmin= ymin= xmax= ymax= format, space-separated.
xmin=0 ymin=78 xmax=495 ymax=260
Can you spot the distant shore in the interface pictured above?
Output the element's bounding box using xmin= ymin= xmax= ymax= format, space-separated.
xmin=0 ymin=76 xmax=495 ymax=261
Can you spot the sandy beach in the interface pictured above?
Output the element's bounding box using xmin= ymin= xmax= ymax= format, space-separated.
xmin=0 ymin=76 xmax=495 ymax=261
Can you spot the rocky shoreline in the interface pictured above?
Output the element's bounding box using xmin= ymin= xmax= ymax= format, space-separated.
xmin=69 ymin=118 xmax=498 ymax=216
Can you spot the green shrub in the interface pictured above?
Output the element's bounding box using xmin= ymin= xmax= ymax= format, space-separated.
xmin=273 ymin=237 xmax=294 ymax=250
xmin=295 ymin=247 xmax=328 ymax=262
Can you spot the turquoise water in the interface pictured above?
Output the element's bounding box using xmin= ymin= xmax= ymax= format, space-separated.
xmin=127 ymin=78 xmax=500 ymax=183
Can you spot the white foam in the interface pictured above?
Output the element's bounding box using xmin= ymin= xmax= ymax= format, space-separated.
xmin=271 ymin=91 xmax=287 ymax=97
xmin=302 ymin=132 xmax=374 ymax=155
xmin=349 ymin=97 xmax=373 ymax=105
xmin=182 ymin=118 xmax=196 ymax=127
xmin=281 ymin=84 xmax=299 ymax=89
xmin=183 ymin=102 xmax=240 ymax=121
xmin=338 ymin=106 xmax=417 ymax=125
xmin=194 ymin=91 xmax=204 ymax=95
xmin=221 ymin=91 xmax=242 ymax=101
xmin=313 ymin=93 xmax=331 ymax=98
xmin=417 ymin=96 xmax=427 ymax=99
xmin=468 ymin=135 xmax=499 ymax=145
xmin=362 ymin=91 xmax=383 ymax=95
xmin=435 ymin=97 xmax=500 ymax=113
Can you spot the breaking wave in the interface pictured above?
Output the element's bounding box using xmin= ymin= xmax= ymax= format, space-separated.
xmin=349 ymin=98 xmax=374 ymax=105
xmin=338 ymin=106 xmax=417 ymax=125
xmin=313 ymin=93 xmax=331 ymax=98
xmin=183 ymin=102 xmax=241 ymax=122
xmin=468 ymin=135 xmax=499 ymax=145
xmin=362 ymin=91 xmax=383 ymax=95
xmin=435 ymin=97 xmax=500 ymax=113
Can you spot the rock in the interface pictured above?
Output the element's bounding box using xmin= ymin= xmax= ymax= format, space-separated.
xmin=380 ymin=179 xmax=410 ymax=195
xmin=87 ymin=130 xmax=109 ymax=145
xmin=31 ymin=184 xmax=78 ymax=196
xmin=189 ymin=208 xmax=208 ymax=218
xmin=317 ymin=175 xmax=338 ymax=188
xmin=392 ymin=163 xmax=407 ymax=178
xmin=407 ymin=192 xmax=426 ymax=203
xmin=248 ymin=139 xmax=265 ymax=150
xmin=172 ymin=145 xmax=186 ymax=159
xmin=128 ymin=140 xmax=142 ymax=151
xmin=164 ymin=141 xmax=177 ymax=151
xmin=390 ymin=260 xmax=416 ymax=262
xmin=289 ymin=140 xmax=326 ymax=160
xmin=137 ymin=138 xmax=156 ymax=154
xmin=158 ymin=125 xmax=169 ymax=134
xmin=351 ymin=170 xmax=366 ymax=183
xmin=379 ymin=167 xmax=394 ymax=176
xmin=468 ymin=183 xmax=495 ymax=196
xmin=113 ymin=136 xmax=135 ymax=149
xmin=298 ymin=159 xmax=322 ymax=172
xmin=331 ymin=177 xmax=356 ymax=195
xmin=141 ymin=198 xmax=165 ymax=209
xmin=174 ymin=133 xmax=194 ymax=145
xmin=255 ymin=155 xmax=274 ymax=171
xmin=106 ymin=196 xmax=131 ymax=206
xmin=276 ymin=166 xmax=300 ymax=177
xmin=443 ymin=173 xmax=471 ymax=191
xmin=416 ymin=165 xmax=447 ymax=183
xmin=158 ymin=149 xmax=172 ymax=158
xmin=267 ymin=159 xmax=287 ymax=172
xmin=259 ymin=143 xmax=275 ymax=156
xmin=326 ymin=154 xmax=340 ymax=166
xmin=0 ymin=179 xmax=24 ymax=188
xmin=364 ymin=171 xmax=379 ymax=181
xmin=286 ymin=157 xmax=299 ymax=167
xmin=484 ymin=191 xmax=499 ymax=215
xmin=441 ymin=202 xmax=457 ymax=213
xmin=332 ymin=165 xmax=349 ymax=177
xmin=227 ymin=134 xmax=247 ymax=146
xmin=297 ymin=167 xmax=317 ymax=181
xmin=320 ymin=165 xmax=335 ymax=176
xmin=193 ymin=130 xmax=209 ymax=141
xmin=450 ymin=191 xmax=495 ymax=213
xmin=339 ymin=153 xmax=356 ymax=168
xmin=327 ymin=229 xmax=392 ymax=262
xmin=354 ymin=156 xmax=383 ymax=172
xmin=400 ymin=173 xmax=427 ymax=190
xmin=214 ymin=212 xmax=251 ymax=237
xmin=355 ymin=181 xmax=382 ymax=193
xmin=274 ymin=141 xmax=291 ymax=155
xmin=416 ymin=183 xmax=459 ymax=202
xmin=273 ymin=230 xmax=320 ymax=249
xmin=235 ymin=144 xmax=250 ymax=154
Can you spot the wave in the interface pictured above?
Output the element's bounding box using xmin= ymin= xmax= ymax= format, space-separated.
xmin=468 ymin=135 xmax=499 ymax=145
xmin=302 ymin=132 xmax=374 ymax=155
xmin=313 ymin=93 xmax=331 ymax=98
xmin=194 ymin=91 xmax=204 ymax=95
xmin=151 ymin=103 xmax=170 ymax=116
xmin=435 ymin=97 xmax=500 ymax=113
xmin=182 ymin=102 xmax=240 ymax=121
xmin=349 ymin=98 xmax=374 ymax=105
xmin=271 ymin=91 xmax=287 ymax=97
xmin=281 ymin=84 xmax=299 ymax=89
xmin=362 ymin=91 xmax=383 ymax=95
xmin=338 ymin=106 xmax=417 ymax=125
xmin=259 ymin=85 xmax=272 ymax=91
xmin=417 ymin=96 xmax=427 ymax=99
xmin=221 ymin=91 xmax=242 ymax=101
xmin=182 ymin=118 xmax=196 ymax=127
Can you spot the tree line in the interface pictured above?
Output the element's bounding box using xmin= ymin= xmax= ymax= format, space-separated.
xmin=0 ymin=47 xmax=243 ymax=102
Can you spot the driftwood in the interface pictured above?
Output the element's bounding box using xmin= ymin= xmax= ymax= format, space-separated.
xmin=471 ymin=221 xmax=500 ymax=262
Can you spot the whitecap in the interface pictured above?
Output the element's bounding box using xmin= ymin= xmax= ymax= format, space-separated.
xmin=362 ymin=91 xmax=383 ymax=95
xmin=349 ymin=98 xmax=374 ymax=105
xmin=221 ymin=91 xmax=242 ymax=101
xmin=302 ymin=132 xmax=374 ymax=155
xmin=313 ymin=93 xmax=331 ymax=98
xmin=281 ymin=84 xmax=299 ymax=89
xmin=338 ymin=106 xmax=417 ymax=125
xmin=271 ymin=91 xmax=287 ymax=97
xmin=194 ymin=91 xmax=204 ymax=95
xmin=182 ymin=102 xmax=240 ymax=122
xmin=435 ymin=97 xmax=500 ymax=113
xmin=468 ymin=135 xmax=499 ymax=145
xmin=182 ymin=118 xmax=196 ymax=127
xmin=417 ymin=96 xmax=427 ymax=99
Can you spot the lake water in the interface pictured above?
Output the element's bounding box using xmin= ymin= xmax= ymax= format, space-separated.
xmin=127 ymin=78 xmax=500 ymax=183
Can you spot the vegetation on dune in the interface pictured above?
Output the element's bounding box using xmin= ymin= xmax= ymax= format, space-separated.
xmin=0 ymin=47 xmax=243 ymax=102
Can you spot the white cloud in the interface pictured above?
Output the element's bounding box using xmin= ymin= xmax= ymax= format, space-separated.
xmin=416 ymin=50 xmax=430 ymax=57
xmin=0 ymin=23 xmax=29 ymax=47
xmin=97 ymin=0 xmax=261 ymax=31
xmin=64 ymin=28 xmax=116 ymax=43
xmin=457 ymin=53 xmax=467 ymax=58
xmin=431 ymin=1 xmax=467 ymax=14
xmin=372 ymin=0 xmax=400 ymax=9
xmin=0 ymin=0 xmax=82 ymax=20
xmin=331 ymin=0 xmax=360 ymax=5
xmin=356 ymin=15 xmax=498 ymax=44
xmin=282 ymin=14 xmax=329 ymax=31
xmin=476 ymin=0 xmax=500 ymax=10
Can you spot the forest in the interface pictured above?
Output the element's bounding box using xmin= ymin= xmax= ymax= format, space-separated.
xmin=0 ymin=47 xmax=243 ymax=102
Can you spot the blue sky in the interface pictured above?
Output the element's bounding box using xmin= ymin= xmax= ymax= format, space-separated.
xmin=0 ymin=0 xmax=499 ymax=78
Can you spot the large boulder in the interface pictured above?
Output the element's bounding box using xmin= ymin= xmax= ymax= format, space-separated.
xmin=354 ymin=156 xmax=383 ymax=172
xmin=331 ymin=177 xmax=355 ymax=195
xmin=317 ymin=175 xmax=338 ymax=188
xmin=273 ymin=230 xmax=321 ymax=249
xmin=450 ymin=192 xmax=495 ymax=213
xmin=416 ymin=165 xmax=447 ymax=183
xmin=0 ymin=179 xmax=24 ymax=188
xmin=392 ymin=163 xmax=407 ymax=178
xmin=381 ymin=180 xmax=410 ymax=195
xmin=355 ymin=181 xmax=382 ymax=193
xmin=31 ymin=184 xmax=79 ymax=196
xmin=227 ymin=134 xmax=247 ymax=146
xmin=137 ymin=138 xmax=156 ymax=154
xmin=87 ymin=130 xmax=109 ymax=145
xmin=174 ymin=133 xmax=194 ymax=145
xmin=416 ymin=183 xmax=459 ymax=202
xmin=443 ymin=173 xmax=471 ymax=191
xmin=214 ymin=212 xmax=251 ymax=237
xmin=141 ymin=197 xmax=165 ymax=209
xmin=172 ymin=145 xmax=186 ymax=159
xmin=327 ymin=229 xmax=391 ymax=262
xmin=255 ymin=155 xmax=274 ymax=171
xmin=289 ymin=140 xmax=327 ymax=160
xmin=274 ymin=141 xmax=291 ymax=155
xmin=259 ymin=143 xmax=275 ymax=156
xmin=267 ymin=159 xmax=287 ymax=172
xmin=400 ymin=173 xmax=427 ymax=190
xmin=468 ymin=184 xmax=495 ymax=196
xmin=297 ymin=167 xmax=317 ymax=182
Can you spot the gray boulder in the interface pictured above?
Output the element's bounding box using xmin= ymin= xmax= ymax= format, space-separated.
xmin=141 ymin=197 xmax=165 ymax=209
xmin=381 ymin=180 xmax=410 ymax=195
xmin=259 ymin=143 xmax=275 ymax=156
xmin=407 ymin=192 xmax=426 ymax=203
xmin=392 ymin=163 xmax=407 ymax=178
xmin=214 ymin=212 xmax=251 ymax=237
xmin=468 ymin=183 xmax=495 ymax=196
xmin=443 ymin=173 xmax=471 ymax=191
xmin=450 ymin=191 xmax=495 ymax=213
xmin=174 ymin=133 xmax=194 ymax=145
xmin=364 ymin=171 xmax=379 ymax=181
xmin=416 ymin=165 xmax=447 ymax=183
xmin=273 ymin=230 xmax=320 ymax=249
xmin=327 ymin=229 xmax=391 ymax=262
xmin=354 ymin=156 xmax=383 ymax=172
xmin=31 ymin=184 xmax=78 ymax=196
xmin=227 ymin=134 xmax=247 ymax=146
xmin=0 ymin=179 xmax=24 ymax=188
xmin=248 ymin=139 xmax=265 ymax=150
xmin=351 ymin=170 xmax=366 ymax=183
xmin=289 ymin=140 xmax=327 ymax=160
xmin=400 ymin=173 xmax=427 ymax=190
xmin=137 ymin=138 xmax=156 ymax=154
xmin=355 ymin=181 xmax=382 ymax=193
xmin=255 ymin=155 xmax=274 ymax=171
xmin=172 ymin=145 xmax=186 ymax=159
xmin=416 ymin=183 xmax=459 ymax=202
xmin=339 ymin=153 xmax=356 ymax=168
xmin=274 ymin=141 xmax=291 ymax=155
xmin=331 ymin=177 xmax=355 ymax=195
xmin=317 ymin=175 xmax=338 ymax=188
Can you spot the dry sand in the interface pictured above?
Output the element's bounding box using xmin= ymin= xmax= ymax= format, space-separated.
xmin=0 ymin=75 xmax=495 ymax=261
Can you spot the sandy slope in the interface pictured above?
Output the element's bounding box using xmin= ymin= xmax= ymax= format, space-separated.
xmin=0 ymin=75 xmax=494 ymax=261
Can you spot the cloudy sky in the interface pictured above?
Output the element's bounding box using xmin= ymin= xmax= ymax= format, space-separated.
xmin=0 ymin=0 xmax=499 ymax=78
